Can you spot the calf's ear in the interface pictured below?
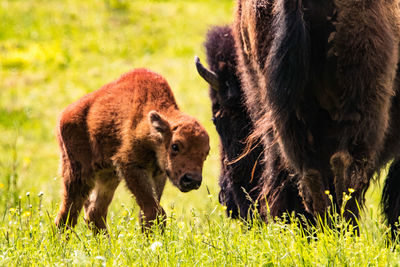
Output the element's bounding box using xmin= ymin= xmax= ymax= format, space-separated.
xmin=148 ymin=111 xmax=171 ymax=137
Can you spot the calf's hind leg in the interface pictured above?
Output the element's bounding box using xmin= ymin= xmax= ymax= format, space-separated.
xmin=55 ymin=118 xmax=94 ymax=229
xmin=55 ymin=159 xmax=94 ymax=229
xmin=84 ymin=169 xmax=120 ymax=232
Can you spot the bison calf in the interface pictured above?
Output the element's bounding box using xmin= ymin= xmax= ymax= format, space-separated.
xmin=55 ymin=69 xmax=210 ymax=232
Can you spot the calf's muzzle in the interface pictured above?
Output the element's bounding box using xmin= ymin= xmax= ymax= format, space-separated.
xmin=179 ymin=173 xmax=202 ymax=192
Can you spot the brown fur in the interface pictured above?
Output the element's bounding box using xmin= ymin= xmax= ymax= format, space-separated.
xmin=234 ymin=0 xmax=400 ymax=220
xmin=198 ymin=25 xmax=311 ymax=222
xmin=55 ymin=69 xmax=210 ymax=231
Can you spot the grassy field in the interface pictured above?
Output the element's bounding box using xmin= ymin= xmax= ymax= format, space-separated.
xmin=1 ymin=0 xmax=399 ymax=265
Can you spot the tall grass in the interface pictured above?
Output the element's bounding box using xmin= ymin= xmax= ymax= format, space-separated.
xmin=1 ymin=0 xmax=399 ymax=265
xmin=0 ymin=192 xmax=398 ymax=265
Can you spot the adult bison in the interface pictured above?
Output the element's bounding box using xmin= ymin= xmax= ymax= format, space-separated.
xmin=196 ymin=25 xmax=264 ymax=219
xmin=233 ymin=0 xmax=400 ymax=225
xmin=196 ymin=25 xmax=310 ymax=221
xmin=55 ymin=69 xmax=210 ymax=232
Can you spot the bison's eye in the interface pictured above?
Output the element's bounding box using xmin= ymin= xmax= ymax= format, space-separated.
xmin=171 ymin=143 xmax=179 ymax=152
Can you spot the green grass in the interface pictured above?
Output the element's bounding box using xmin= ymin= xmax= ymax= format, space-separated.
xmin=1 ymin=0 xmax=399 ymax=265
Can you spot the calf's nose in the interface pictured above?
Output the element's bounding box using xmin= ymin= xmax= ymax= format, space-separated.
xmin=180 ymin=173 xmax=202 ymax=190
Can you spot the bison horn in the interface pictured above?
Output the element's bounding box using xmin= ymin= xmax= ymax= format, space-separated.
xmin=195 ymin=56 xmax=220 ymax=91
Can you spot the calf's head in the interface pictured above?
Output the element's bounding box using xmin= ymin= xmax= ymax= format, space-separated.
xmin=149 ymin=111 xmax=210 ymax=192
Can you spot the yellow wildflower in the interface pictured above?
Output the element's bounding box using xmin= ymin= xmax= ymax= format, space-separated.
xmin=23 ymin=157 xmax=31 ymax=166
xmin=324 ymin=190 xmax=330 ymax=195
xmin=22 ymin=211 xmax=31 ymax=218
xmin=0 ymin=183 xmax=4 ymax=189
xmin=348 ymin=188 xmax=355 ymax=193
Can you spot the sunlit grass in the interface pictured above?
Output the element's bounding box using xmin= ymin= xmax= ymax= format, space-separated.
xmin=0 ymin=192 xmax=398 ymax=266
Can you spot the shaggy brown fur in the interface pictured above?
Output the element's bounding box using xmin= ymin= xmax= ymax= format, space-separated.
xmin=380 ymin=73 xmax=400 ymax=235
xmin=197 ymin=25 xmax=310 ymax=221
xmin=234 ymin=0 xmax=400 ymax=221
xmin=55 ymin=69 xmax=210 ymax=231
xmin=196 ymin=25 xmax=264 ymax=219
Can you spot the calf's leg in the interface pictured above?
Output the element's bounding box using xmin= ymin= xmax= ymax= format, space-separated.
xmin=117 ymin=164 xmax=166 ymax=230
xmin=55 ymin=159 xmax=94 ymax=229
xmin=55 ymin=118 xmax=94 ymax=229
xmin=153 ymin=173 xmax=167 ymax=202
xmin=84 ymin=169 xmax=120 ymax=233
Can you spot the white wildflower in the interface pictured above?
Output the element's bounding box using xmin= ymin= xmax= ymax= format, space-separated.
xmin=150 ymin=241 xmax=162 ymax=251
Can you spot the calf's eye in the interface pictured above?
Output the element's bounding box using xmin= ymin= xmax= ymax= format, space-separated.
xmin=171 ymin=144 xmax=179 ymax=152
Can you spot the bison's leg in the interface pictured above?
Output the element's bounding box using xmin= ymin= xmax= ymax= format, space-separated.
xmin=298 ymin=169 xmax=329 ymax=215
xmin=382 ymin=159 xmax=400 ymax=237
xmin=55 ymin=159 xmax=94 ymax=229
xmin=274 ymin=116 xmax=330 ymax=215
xmin=338 ymin=157 xmax=372 ymax=222
xmin=331 ymin=154 xmax=369 ymax=225
xmin=117 ymin=164 xmax=166 ymax=230
xmin=330 ymin=151 xmax=352 ymax=208
xmin=218 ymin=176 xmax=240 ymax=218
xmin=83 ymin=169 xmax=120 ymax=233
